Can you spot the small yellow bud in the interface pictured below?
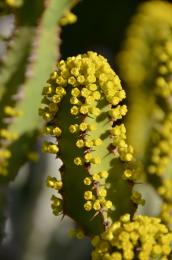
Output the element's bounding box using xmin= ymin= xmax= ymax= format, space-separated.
xmin=91 ymin=157 xmax=101 ymax=164
xmin=77 ymin=75 xmax=85 ymax=84
xmin=92 ymin=173 xmax=101 ymax=181
xmin=93 ymin=91 xmax=101 ymax=100
xmin=27 ymin=152 xmax=39 ymax=162
xmin=68 ymin=76 xmax=77 ymax=85
xmin=69 ymin=124 xmax=78 ymax=133
xmin=52 ymin=127 xmax=62 ymax=137
xmin=79 ymin=122 xmax=88 ymax=131
xmin=99 ymin=171 xmax=109 ymax=179
xmin=97 ymin=188 xmax=107 ymax=197
xmin=71 ymin=88 xmax=80 ymax=97
xmin=76 ymin=139 xmax=84 ymax=148
xmin=131 ymin=191 xmax=145 ymax=205
xmin=87 ymin=124 xmax=97 ymax=131
xmin=4 ymin=106 xmax=22 ymax=117
xmin=42 ymin=84 xmax=53 ymax=95
xmin=84 ymin=153 xmax=92 ymax=162
xmin=104 ymin=200 xmax=113 ymax=209
xmin=74 ymin=157 xmax=83 ymax=166
xmin=93 ymin=200 xmax=101 ymax=210
xmin=85 ymin=140 xmax=93 ymax=148
xmin=84 ymin=191 xmax=93 ymax=200
xmin=94 ymin=138 xmax=102 ymax=146
xmin=52 ymin=95 xmax=62 ymax=103
xmin=84 ymin=177 xmax=92 ymax=185
xmin=47 ymin=176 xmax=63 ymax=190
xmin=59 ymin=11 xmax=77 ymax=26
xmin=55 ymin=87 xmax=66 ymax=96
xmin=70 ymin=97 xmax=80 ymax=105
xmin=124 ymin=153 xmax=133 ymax=162
xmin=81 ymin=88 xmax=90 ymax=97
xmin=71 ymin=68 xmax=80 ymax=77
xmin=80 ymin=105 xmax=89 ymax=114
xmin=42 ymin=142 xmax=59 ymax=154
xmin=123 ymin=169 xmax=133 ymax=179
xmin=76 ymin=230 xmax=84 ymax=240
xmin=120 ymin=214 xmax=130 ymax=223
xmin=89 ymin=107 xmax=100 ymax=116
xmin=91 ymin=235 xmax=100 ymax=247
xmin=84 ymin=201 xmax=92 ymax=211
xmin=70 ymin=106 xmax=79 ymax=115
xmin=88 ymin=84 xmax=97 ymax=91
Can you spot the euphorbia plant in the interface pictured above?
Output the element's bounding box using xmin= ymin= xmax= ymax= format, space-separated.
xmin=39 ymin=51 xmax=172 ymax=259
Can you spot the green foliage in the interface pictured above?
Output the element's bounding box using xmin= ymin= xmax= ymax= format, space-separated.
xmin=0 ymin=0 xmax=73 ymax=181
xmin=0 ymin=0 xmax=74 ymax=244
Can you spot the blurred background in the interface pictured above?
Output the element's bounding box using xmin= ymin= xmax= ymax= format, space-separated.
xmin=0 ymin=0 xmax=171 ymax=259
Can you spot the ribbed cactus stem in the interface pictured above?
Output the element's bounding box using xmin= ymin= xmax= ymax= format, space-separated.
xmin=118 ymin=0 xmax=172 ymax=162
xmin=146 ymin=36 xmax=172 ymax=226
xmin=118 ymin=0 xmax=172 ymax=227
xmin=40 ymin=51 xmax=139 ymax=235
xmin=0 ymin=0 xmax=74 ymax=181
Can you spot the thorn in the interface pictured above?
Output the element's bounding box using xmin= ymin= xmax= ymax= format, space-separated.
xmin=84 ymin=133 xmax=90 ymax=137
xmin=12 ymin=85 xmax=24 ymax=101
xmin=59 ymin=213 xmax=65 ymax=222
xmin=103 ymin=220 xmax=110 ymax=230
xmin=133 ymin=181 xmax=143 ymax=185
xmin=90 ymin=211 xmax=100 ymax=221
xmin=59 ymin=164 xmax=65 ymax=173
xmin=3 ymin=117 xmax=15 ymax=124
xmin=84 ymin=162 xmax=91 ymax=169
xmin=87 ymin=114 xmax=94 ymax=119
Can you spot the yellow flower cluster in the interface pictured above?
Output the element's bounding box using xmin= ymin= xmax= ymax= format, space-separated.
xmin=155 ymin=39 xmax=172 ymax=98
xmin=148 ymin=39 xmax=172 ymax=179
xmin=160 ymin=202 xmax=172 ymax=225
xmin=118 ymin=0 xmax=172 ymax=160
xmin=147 ymin=38 xmax=172 ymax=175
xmin=119 ymin=0 xmax=172 ymax=227
xmin=42 ymin=141 xmax=59 ymax=154
xmin=119 ymin=0 xmax=172 ymax=89
xmin=50 ymin=195 xmax=63 ymax=216
xmin=47 ymin=176 xmax=63 ymax=190
xmin=91 ymin=214 xmax=172 ymax=260
xmin=0 ymin=106 xmax=21 ymax=176
xmin=4 ymin=106 xmax=22 ymax=117
xmin=111 ymin=123 xmax=133 ymax=163
xmin=158 ymin=179 xmax=172 ymax=225
xmin=59 ymin=11 xmax=77 ymax=26
xmin=47 ymin=176 xmax=63 ymax=215
xmin=159 ymin=179 xmax=172 ymax=202
xmin=40 ymin=51 xmax=137 ymax=224
xmin=0 ymin=149 xmax=11 ymax=176
xmin=146 ymin=37 xmax=172 ymax=226
xmin=147 ymin=112 xmax=172 ymax=176
xmin=69 ymin=228 xmax=84 ymax=239
xmin=0 ymin=129 xmax=18 ymax=141
xmin=131 ymin=191 xmax=145 ymax=206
